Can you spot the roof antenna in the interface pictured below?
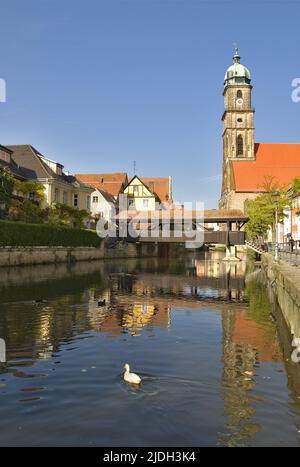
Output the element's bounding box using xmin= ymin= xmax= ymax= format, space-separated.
xmin=133 ymin=160 xmax=136 ymax=176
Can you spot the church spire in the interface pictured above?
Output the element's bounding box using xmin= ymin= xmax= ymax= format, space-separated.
xmin=233 ymin=46 xmax=240 ymax=63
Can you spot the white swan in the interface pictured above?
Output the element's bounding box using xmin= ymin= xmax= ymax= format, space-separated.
xmin=123 ymin=363 xmax=141 ymax=384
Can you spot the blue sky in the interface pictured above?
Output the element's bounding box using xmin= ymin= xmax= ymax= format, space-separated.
xmin=1 ymin=0 xmax=300 ymax=207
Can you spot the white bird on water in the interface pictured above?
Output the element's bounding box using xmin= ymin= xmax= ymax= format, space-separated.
xmin=123 ymin=363 xmax=141 ymax=385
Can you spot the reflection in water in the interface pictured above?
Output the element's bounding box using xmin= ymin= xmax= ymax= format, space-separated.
xmin=0 ymin=252 xmax=300 ymax=446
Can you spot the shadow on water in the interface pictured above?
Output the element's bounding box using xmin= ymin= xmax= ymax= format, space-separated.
xmin=0 ymin=251 xmax=300 ymax=446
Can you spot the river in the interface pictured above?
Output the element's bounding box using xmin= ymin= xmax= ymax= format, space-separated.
xmin=0 ymin=251 xmax=299 ymax=447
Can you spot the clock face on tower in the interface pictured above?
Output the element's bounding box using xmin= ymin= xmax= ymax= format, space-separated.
xmin=236 ymin=98 xmax=243 ymax=106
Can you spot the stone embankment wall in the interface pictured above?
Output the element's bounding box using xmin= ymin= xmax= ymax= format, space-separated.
xmin=262 ymin=253 xmax=300 ymax=337
xmin=0 ymin=242 xmax=160 ymax=267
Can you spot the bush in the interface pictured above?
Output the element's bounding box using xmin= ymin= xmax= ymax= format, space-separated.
xmin=8 ymin=199 xmax=48 ymax=224
xmin=0 ymin=220 xmax=102 ymax=247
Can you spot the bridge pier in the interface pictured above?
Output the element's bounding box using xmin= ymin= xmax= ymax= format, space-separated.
xmin=223 ymin=246 xmax=241 ymax=262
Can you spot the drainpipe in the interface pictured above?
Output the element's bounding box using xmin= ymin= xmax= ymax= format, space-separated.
xmin=275 ymin=205 xmax=279 ymax=261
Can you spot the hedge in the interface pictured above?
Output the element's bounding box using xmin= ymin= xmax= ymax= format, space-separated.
xmin=0 ymin=220 xmax=102 ymax=247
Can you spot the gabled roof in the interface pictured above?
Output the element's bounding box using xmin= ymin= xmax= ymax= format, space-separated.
xmin=93 ymin=187 xmax=116 ymax=205
xmin=140 ymin=177 xmax=171 ymax=202
xmin=125 ymin=176 xmax=171 ymax=202
xmin=6 ymin=145 xmax=64 ymax=181
xmin=124 ymin=175 xmax=155 ymax=196
xmin=232 ymin=143 xmax=300 ymax=192
xmin=6 ymin=145 xmax=91 ymax=190
xmin=76 ymin=173 xmax=128 ymax=197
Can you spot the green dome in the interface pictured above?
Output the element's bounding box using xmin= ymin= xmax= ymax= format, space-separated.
xmin=224 ymin=49 xmax=251 ymax=87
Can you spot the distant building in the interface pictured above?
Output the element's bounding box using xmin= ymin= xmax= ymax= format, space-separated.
xmin=278 ymin=189 xmax=300 ymax=244
xmin=90 ymin=187 xmax=116 ymax=222
xmin=219 ymin=49 xmax=300 ymax=212
xmin=122 ymin=175 xmax=172 ymax=212
xmin=6 ymin=145 xmax=93 ymax=212
xmin=122 ymin=176 xmax=158 ymax=211
xmin=75 ymin=172 xmax=128 ymax=199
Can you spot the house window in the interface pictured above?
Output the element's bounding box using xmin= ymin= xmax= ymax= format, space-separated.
xmin=29 ymin=192 xmax=35 ymax=201
xmin=143 ymin=199 xmax=149 ymax=208
xmin=93 ymin=196 xmax=99 ymax=203
xmin=128 ymin=199 xmax=134 ymax=209
xmin=87 ymin=195 xmax=91 ymax=210
xmin=237 ymin=135 xmax=244 ymax=156
xmin=54 ymin=188 xmax=60 ymax=203
xmin=73 ymin=193 xmax=78 ymax=208
xmin=99 ymin=177 xmax=104 ymax=183
xmin=63 ymin=191 xmax=68 ymax=204
xmin=133 ymin=185 xmax=138 ymax=193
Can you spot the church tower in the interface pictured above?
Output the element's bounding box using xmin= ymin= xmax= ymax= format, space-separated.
xmin=220 ymin=48 xmax=255 ymax=208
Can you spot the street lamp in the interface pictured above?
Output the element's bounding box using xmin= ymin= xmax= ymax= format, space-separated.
xmin=272 ymin=191 xmax=280 ymax=261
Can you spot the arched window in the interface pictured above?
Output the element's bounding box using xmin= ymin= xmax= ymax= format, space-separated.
xmin=237 ymin=135 xmax=243 ymax=156
xmin=237 ymin=90 xmax=243 ymax=99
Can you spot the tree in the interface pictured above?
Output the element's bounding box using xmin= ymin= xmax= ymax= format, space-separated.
xmin=48 ymin=203 xmax=90 ymax=228
xmin=291 ymin=176 xmax=300 ymax=194
xmin=13 ymin=179 xmax=45 ymax=202
xmin=7 ymin=179 xmax=46 ymax=223
xmin=0 ymin=168 xmax=15 ymax=218
xmin=245 ymin=176 xmax=291 ymax=241
xmin=8 ymin=199 xmax=48 ymax=224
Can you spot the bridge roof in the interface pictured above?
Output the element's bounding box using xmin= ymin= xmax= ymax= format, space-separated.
xmin=116 ymin=209 xmax=248 ymax=223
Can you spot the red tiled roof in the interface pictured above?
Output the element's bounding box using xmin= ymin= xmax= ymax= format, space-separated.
xmin=140 ymin=177 xmax=171 ymax=202
xmin=232 ymin=143 xmax=300 ymax=192
xmin=76 ymin=173 xmax=128 ymax=197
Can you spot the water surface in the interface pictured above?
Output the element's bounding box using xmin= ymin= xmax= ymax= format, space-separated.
xmin=0 ymin=252 xmax=299 ymax=447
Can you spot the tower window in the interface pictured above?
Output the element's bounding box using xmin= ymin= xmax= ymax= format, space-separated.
xmin=237 ymin=90 xmax=243 ymax=99
xmin=237 ymin=135 xmax=244 ymax=156
xmin=237 ymin=118 xmax=243 ymax=123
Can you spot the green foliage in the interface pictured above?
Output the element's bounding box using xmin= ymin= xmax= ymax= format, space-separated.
xmin=0 ymin=168 xmax=15 ymax=218
xmin=14 ymin=179 xmax=45 ymax=201
xmin=291 ymin=177 xmax=300 ymax=194
xmin=0 ymin=220 xmax=102 ymax=247
xmin=8 ymin=199 xmax=47 ymax=224
xmin=48 ymin=203 xmax=90 ymax=228
xmin=245 ymin=176 xmax=291 ymax=240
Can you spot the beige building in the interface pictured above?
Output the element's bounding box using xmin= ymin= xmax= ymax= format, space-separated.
xmin=122 ymin=175 xmax=172 ymax=211
xmin=6 ymin=145 xmax=93 ymax=212
xmin=123 ymin=176 xmax=157 ymax=211
xmin=90 ymin=188 xmax=116 ymax=221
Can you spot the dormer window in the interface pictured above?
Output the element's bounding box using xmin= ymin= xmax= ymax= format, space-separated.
xmin=1 ymin=150 xmax=10 ymax=163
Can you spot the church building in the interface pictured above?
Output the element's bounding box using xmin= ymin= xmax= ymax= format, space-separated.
xmin=219 ymin=49 xmax=300 ymax=212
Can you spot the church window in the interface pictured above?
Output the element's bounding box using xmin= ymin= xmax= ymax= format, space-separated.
xmin=237 ymin=90 xmax=243 ymax=99
xmin=237 ymin=135 xmax=243 ymax=156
